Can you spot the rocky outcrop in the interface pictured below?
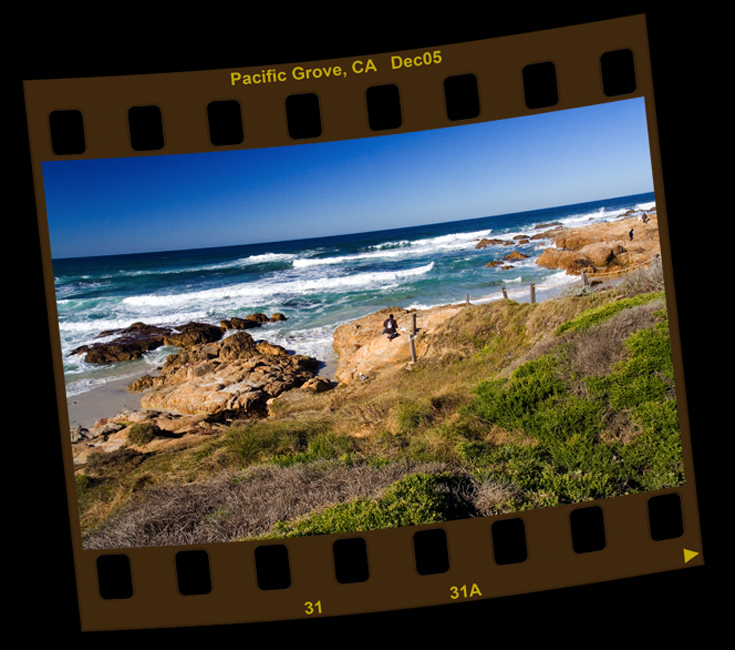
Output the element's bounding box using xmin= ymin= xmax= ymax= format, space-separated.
xmin=70 ymin=322 xmax=185 ymax=365
xmin=71 ymin=314 xmax=287 ymax=365
xmin=476 ymin=237 xmax=507 ymax=249
xmin=70 ymin=327 xmax=333 ymax=465
xmin=68 ymin=311 xmax=333 ymax=463
xmin=332 ymin=304 xmax=465 ymax=384
xmin=536 ymin=212 xmax=659 ymax=275
xmin=70 ymin=408 xmax=229 ymax=468
xmin=129 ymin=330 xmax=324 ymax=419
xmin=476 ymin=236 xmax=532 ymax=249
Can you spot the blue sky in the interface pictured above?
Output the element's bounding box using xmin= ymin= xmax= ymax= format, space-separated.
xmin=43 ymin=97 xmax=654 ymax=259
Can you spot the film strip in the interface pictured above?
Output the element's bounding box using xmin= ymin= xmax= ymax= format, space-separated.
xmin=22 ymin=14 xmax=708 ymax=635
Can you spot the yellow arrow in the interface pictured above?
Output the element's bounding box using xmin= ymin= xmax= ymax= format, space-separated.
xmin=683 ymin=549 xmax=699 ymax=563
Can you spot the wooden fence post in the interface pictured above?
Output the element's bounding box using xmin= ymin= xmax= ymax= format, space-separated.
xmin=582 ymin=270 xmax=589 ymax=287
xmin=465 ymin=293 xmax=470 ymax=305
xmin=530 ymin=283 xmax=536 ymax=304
xmin=502 ymin=287 xmax=508 ymax=299
xmin=409 ymin=313 xmax=417 ymax=362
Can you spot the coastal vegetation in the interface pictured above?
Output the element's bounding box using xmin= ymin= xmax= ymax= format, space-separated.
xmin=74 ymin=260 xmax=684 ymax=549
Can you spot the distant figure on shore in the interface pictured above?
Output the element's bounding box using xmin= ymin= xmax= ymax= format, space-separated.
xmin=629 ymin=228 xmax=634 ymax=241
xmin=383 ymin=314 xmax=398 ymax=341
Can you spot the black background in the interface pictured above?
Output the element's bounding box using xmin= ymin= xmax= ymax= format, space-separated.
xmin=14 ymin=4 xmax=723 ymax=642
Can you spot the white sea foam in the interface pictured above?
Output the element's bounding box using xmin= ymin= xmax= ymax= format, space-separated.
xmin=635 ymin=201 xmax=656 ymax=212
xmin=538 ymin=270 xmax=574 ymax=287
xmin=556 ymin=202 xmax=657 ymax=229
xmin=58 ymin=308 xmax=210 ymax=336
xmin=101 ymin=252 xmax=298 ymax=279
xmin=560 ymin=207 xmax=611 ymax=227
xmin=240 ymin=252 xmax=297 ymax=264
xmin=122 ymin=262 xmax=436 ymax=309
xmin=65 ymin=376 xmax=109 ymax=397
xmin=293 ymin=249 xmax=407 ymax=268
xmin=404 ymin=302 xmax=434 ymax=311
xmin=366 ymin=240 xmax=412 ymax=251
xmin=262 ymin=321 xmax=344 ymax=364
xmin=64 ymin=351 xmax=170 ymax=395
xmin=410 ymin=229 xmax=495 ymax=250
xmin=293 ymin=229 xmax=491 ymax=269
xmin=469 ymin=292 xmax=507 ymax=305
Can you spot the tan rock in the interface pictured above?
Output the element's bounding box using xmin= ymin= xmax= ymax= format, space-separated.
xmin=132 ymin=330 xmax=319 ymax=419
xmin=255 ymin=341 xmax=290 ymax=357
xmin=504 ymin=251 xmax=529 ymax=261
xmin=221 ymin=317 xmax=260 ymax=330
xmin=301 ymin=376 xmax=334 ymax=392
xmin=332 ymin=304 xmax=465 ymax=384
xmin=536 ymin=212 xmax=660 ymax=275
xmin=475 ymin=238 xmax=507 ymax=249
xmin=578 ymin=242 xmax=615 ymax=267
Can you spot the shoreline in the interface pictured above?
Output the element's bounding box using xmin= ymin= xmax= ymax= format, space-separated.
xmin=63 ymin=210 xmax=653 ymax=431
xmin=67 ymin=375 xmax=149 ymax=430
xmin=62 ymin=276 xmax=619 ymax=430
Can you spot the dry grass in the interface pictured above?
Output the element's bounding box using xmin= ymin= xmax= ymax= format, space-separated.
xmin=614 ymin=256 xmax=666 ymax=297
xmin=563 ymin=298 xmax=665 ymax=379
xmin=82 ymin=460 xmax=456 ymax=548
xmin=472 ymin=477 xmax=524 ymax=516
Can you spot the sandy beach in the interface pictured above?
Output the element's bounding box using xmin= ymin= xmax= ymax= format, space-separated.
xmin=67 ymin=375 xmax=147 ymax=430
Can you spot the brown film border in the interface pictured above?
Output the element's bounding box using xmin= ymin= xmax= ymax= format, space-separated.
xmin=23 ymin=14 xmax=704 ymax=632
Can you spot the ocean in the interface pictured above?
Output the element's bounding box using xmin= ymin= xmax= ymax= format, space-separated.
xmin=51 ymin=192 xmax=655 ymax=399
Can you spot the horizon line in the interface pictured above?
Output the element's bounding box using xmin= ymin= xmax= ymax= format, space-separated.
xmin=51 ymin=190 xmax=655 ymax=263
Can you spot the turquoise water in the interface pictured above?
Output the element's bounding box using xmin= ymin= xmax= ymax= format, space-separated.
xmin=52 ymin=192 xmax=655 ymax=396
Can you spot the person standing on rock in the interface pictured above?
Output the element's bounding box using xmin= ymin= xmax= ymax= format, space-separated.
xmin=383 ymin=314 xmax=398 ymax=340
xmin=629 ymin=227 xmax=634 ymax=241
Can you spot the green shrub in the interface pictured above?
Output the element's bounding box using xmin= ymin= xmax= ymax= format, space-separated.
xmin=597 ymin=319 xmax=675 ymax=408
xmin=555 ymin=292 xmax=665 ymax=336
xmin=127 ymin=422 xmax=162 ymax=446
xmin=528 ymin=395 xmax=604 ymax=450
xmin=586 ymin=314 xmax=681 ymax=491
xmin=455 ymin=440 xmax=495 ymax=467
xmin=611 ymin=397 xmax=684 ymax=492
xmin=75 ymin=474 xmax=94 ymax=491
xmin=264 ymin=472 xmax=469 ymax=538
xmin=466 ymin=353 xmax=566 ymax=433
xmin=461 ymin=306 xmax=683 ymax=509
xmin=84 ymin=447 xmax=145 ymax=474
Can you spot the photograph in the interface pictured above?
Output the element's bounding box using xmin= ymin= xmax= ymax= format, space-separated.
xmin=17 ymin=6 xmax=720 ymax=642
xmin=42 ymin=96 xmax=685 ymax=549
